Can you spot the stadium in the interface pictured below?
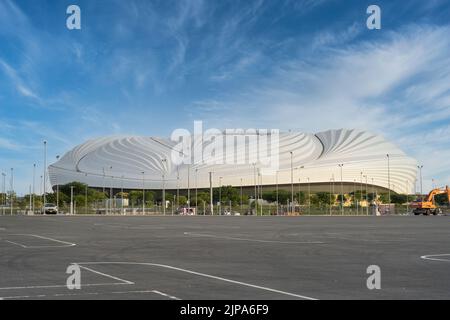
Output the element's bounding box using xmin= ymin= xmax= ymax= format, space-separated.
xmin=48 ymin=129 xmax=417 ymax=195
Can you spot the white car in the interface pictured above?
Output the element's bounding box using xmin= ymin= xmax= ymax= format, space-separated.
xmin=42 ymin=203 xmax=58 ymax=215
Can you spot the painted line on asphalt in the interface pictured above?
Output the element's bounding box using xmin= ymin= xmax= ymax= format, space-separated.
xmin=184 ymin=232 xmax=325 ymax=244
xmin=78 ymin=265 xmax=134 ymax=285
xmin=75 ymin=262 xmax=318 ymax=300
xmin=324 ymin=233 xmax=412 ymax=242
xmin=152 ymin=290 xmax=181 ymax=300
xmin=3 ymin=234 xmax=76 ymax=248
xmin=0 ymin=265 xmax=133 ymax=291
xmin=0 ymin=290 xmax=176 ymax=300
xmin=420 ymin=254 xmax=450 ymax=262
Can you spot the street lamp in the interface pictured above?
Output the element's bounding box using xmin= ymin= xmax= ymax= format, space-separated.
xmin=330 ymin=177 xmax=333 ymax=216
xmin=209 ymin=171 xmax=213 ymax=215
xmin=1 ymin=172 xmax=6 ymax=215
xmin=290 ymin=151 xmax=294 ymax=214
xmin=276 ymin=171 xmax=279 ymax=216
xmin=338 ymin=164 xmax=344 ymax=215
xmin=219 ymin=176 xmax=223 ymax=215
xmin=176 ymin=166 xmax=180 ymax=209
xmin=259 ymin=171 xmax=263 ymax=216
xmin=307 ymin=177 xmax=311 ymax=215
xmin=142 ymin=171 xmax=145 ymax=215
xmin=417 ymin=165 xmax=424 ymax=201
xmin=33 ymin=163 xmax=36 ymax=214
xmin=187 ymin=165 xmax=191 ymax=211
xmin=161 ymin=158 xmax=167 ymax=216
xmin=195 ymin=168 xmax=199 ymax=211
xmin=387 ymin=154 xmax=391 ymax=205
xmin=360 ymin=172 xmax=363 ymax=213
xmin=55 ymin=156 xmax=59 ymax=210
xmin=109 ymin=166 xmax=113 ymax=214
xmin=10 ymin=168 xmax=14 ymax=215
xmin=240 ymin=178 xmax=243 ymax=214
xmin=121 ymin=175 xmax=124 ymax=215
xmin=252 ymin=162 xmax=257 ymax=215
xmin=43 ymin=140 xmax=47 ymax=207
xmin=363 ymin=175 xmax=368 ymax=215
xmin=70 ymin=186 xmax=74 ymax=215
xmin=85 ymin=175 xmax=88 ymax=215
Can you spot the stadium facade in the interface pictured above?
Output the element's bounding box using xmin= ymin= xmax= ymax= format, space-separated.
xmin=48 ymin=129 xmax=417 ymax=194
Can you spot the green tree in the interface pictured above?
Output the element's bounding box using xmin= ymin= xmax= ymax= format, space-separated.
xmin=378 ymin=193 xmax=389 ymax=204
xmin=391 ymin=194 xmax=407 ymax=204
xmin=145 ymin=191 xmax=155 ymax=205
xmin=316 ymin=192 xmax=333 ymax=207
xmin=178 ymin=196 xmax=187 ymax=206
xmin=129 ymin=190 xmax=142 ymax=206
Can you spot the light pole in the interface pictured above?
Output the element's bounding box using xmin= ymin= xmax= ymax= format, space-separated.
xmin=276 ymin=171 xmax=279 ymax=216
xmin=372 ymin=178 xmax=375 ymax=202
xmin=187 ymin=165 xmax=191 ymax=211
xmin=219 ymin=176 xmax=223 ymax=215
xmin=70 ymin=186 xmax=74 ymax=215
xmin=120 ymin=175 xmax=124 ymax=215
xmin=109 ymin=166 xmax=113 ymax=214
xmin=360 ymin=171 xmax=363 ymax=213
xmin=32 ymin=163 xmax=36 ymax=214
xmin=195 ymin=168 xmax=198 ymax=211
xmin=209 ymin=171 xmax=213 ymax=215
xmin=10 ymin=168 xmax=14 ymax=215
xmin=307 ymin=177 xmax=311 ymax=215
xmin=259 ymin=171 xmax=263 ymax=216
xmin=2 ymin=172 xmax=6 ymax=215
xmin=290 ymin=151 xmax=294 ymax=214
xmin=161 ymin=158 xmax=167 ymax=216
xmin=387 ymin=154 xmax=391 ymax=205
xmin=364 ymin=175 xmax=368 ymax=215
xmin=85 ymin=180 xmax=88 ymax=215
xmin=176 ymin=166 xmax=180 ymax=209
xmin=43 ymin=140 xmax=47 ymax=207
xmin=240 ymin=178 xmax=243 ymax=214
xmin=252 ymin=163 xmax=257 ymax=215
xmin=330 ymin=177 xmax=333 ymax=215
xmin=142 ymin=171 xmax=145 ymax=215
xmin=29 ymin=185 xmax=32 ymax=214
xmin=406 ymin=180 xmax=409 ymax=214
xmin=418 ymin=165 xmax=424 ymax=201
xmin=338 ymin=164 xmax=344 ymax=215
xmin=55 ymin=156 xmax=60 ymax=210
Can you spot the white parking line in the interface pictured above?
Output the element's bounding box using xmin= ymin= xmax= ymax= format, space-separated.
xmin=76 ymin=262 xmax=318 ymax=300
xmin=184 ymin=232 xmax=325 ymax=244
xmin=0 ymin=265 xmax=133 ymax=291
xmin=0 ymin=290 xmax=176 ymax=300
xmin=3 ymin=234 xmax=76 ymax=248
xmin=78 ymin=265 xmax=134 ymax=285
xmin=152 ymin=290 xmax=181 ymax=300
xmin=420 ymin=254 xmax=450 ymax=262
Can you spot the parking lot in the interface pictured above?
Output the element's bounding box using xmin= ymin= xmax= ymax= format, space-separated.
xmin=0 ymin=215 xmax=449 ymax=300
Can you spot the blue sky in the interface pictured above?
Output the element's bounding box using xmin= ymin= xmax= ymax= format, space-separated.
xmin=1 ymin=0 xmax=450 ymax=195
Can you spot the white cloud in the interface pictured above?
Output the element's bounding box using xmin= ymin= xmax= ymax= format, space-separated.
xmin=189 ymin=24 xmax=450 ymax=186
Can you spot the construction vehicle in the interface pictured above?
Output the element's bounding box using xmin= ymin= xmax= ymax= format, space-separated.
xmin=410 ymin=186 xmax=450 ymax=215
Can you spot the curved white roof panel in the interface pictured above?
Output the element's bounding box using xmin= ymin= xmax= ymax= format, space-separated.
xmin=48 ymin=129 xmax=417 ymax=193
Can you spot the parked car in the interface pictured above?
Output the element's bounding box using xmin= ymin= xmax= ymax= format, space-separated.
xmin=42 ymin=203 xmax=58 ymax=215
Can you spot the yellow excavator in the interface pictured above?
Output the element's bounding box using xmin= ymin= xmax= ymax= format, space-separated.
xmin=411 ymin=186 xmax=450 ymax=215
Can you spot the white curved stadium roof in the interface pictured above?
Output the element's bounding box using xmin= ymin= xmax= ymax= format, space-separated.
xmin=49 ymin=129 xmax=417 ymax=193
